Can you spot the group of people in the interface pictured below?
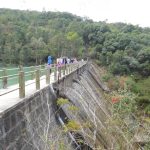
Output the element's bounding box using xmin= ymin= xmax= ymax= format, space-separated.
xmin=56 ymin=57 xmax=77 ymax=66
xmin=47 ymin=56 xmax=78 ymax=74
xmin=47 ymin=56 xmax=78 ymax=69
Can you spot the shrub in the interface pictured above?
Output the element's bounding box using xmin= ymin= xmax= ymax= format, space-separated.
xmin=107 ymin=78 xmax=119 ymax=90
xmin=66 ymin=120 xmax=81 ymax=131
xmin=111 ymin=96 xmax=121 ymax=104
xmin=102 ymin=73 xmax=113 ymax=82
xmin=109 ymin=63 xmax=130 ymax=75
xmin=133 ymin=77 xmax=150 ymax=95
xmin=95 ymin=59 xmax=101 ymax=66
xmin=112 ymin=89 xmax=137 ymax=115
xmin=119 ymin=76 xmax=127 ymax=89
xmin=125 ymin=77 xmax=136 ymax=91
xmin=136 ymin=96 xmax=150 ymax=104
xmin=68 ymin=105 xmax=79 ymax=112
xmin=57 ymin=98 xmax=70 ymax=106
xmin=144 ymin=142 xmax=150 ymax=150
xmin=144 ymin=105 xmax=150 ymax=114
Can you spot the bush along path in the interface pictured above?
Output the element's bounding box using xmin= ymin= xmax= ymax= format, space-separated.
xmin=98 ymin=64 xmax=150 ymax=149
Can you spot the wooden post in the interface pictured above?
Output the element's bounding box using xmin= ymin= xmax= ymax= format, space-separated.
xmin=35 ymin=69 xmax=40 ymax=90
xmin=59 ymin=66 xmax=61 ymax=78
xmin=69 ymin=64 xmax=72 ymax=73
xmin=54 ymin=64 xmax=57 ymax=81
xmin=63 ymin=65 xmax=65 ymax=76
xmin=2 ymin=68 xmax=7 ymax=89
xmin=19 ymin=65 xmax=23 ymax=71
xmin=31 ymin=66 xmax=34 ymax=80
xmin=46 ymin=67 xmax=50 ymax=84
xmin=66 ymin=64 xmax=68 ymax=75
xmin=71 ymin=64 xmax=73 ymax=72
xmin=77 ymin=64 xmax=79 ymax=75
xmin=73 ymin=64 xmax=75 ymax=71
xmin=69 ymin=64 xmax=71 ymax=73
xmin=67 ymin=65 xmax=69 ymax=74
xmin=19 ymin=71 xmax=25 ymax=98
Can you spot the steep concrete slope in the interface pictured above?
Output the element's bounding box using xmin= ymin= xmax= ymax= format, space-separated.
xmin=59 ymin=63 xmax=116 ymax=149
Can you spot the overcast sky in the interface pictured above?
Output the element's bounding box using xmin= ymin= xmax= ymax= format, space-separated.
xmin=0 ymin=0 xmax=150 ymax=27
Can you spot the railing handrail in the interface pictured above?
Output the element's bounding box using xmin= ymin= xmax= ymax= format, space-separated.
xmin=0 ymin=67 xmax=19 ymax=72
xmin=0 ymin=64 xmax=46 ymax=72
xmin=0 ymin=61 xmax=87 ymax=98
xmin=0 ymin=73 xmax=19 ymax=79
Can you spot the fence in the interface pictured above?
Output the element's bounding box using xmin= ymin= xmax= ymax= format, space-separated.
xmin=0 ymin=62 xmax=86 ymax=98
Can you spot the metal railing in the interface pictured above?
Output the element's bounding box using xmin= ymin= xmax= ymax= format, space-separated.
xmin=0 ymin=62 xmax=86 ymax=98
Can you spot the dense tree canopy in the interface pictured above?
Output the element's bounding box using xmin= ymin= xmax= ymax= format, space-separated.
xmin=0 ymin=8 xmax=150 ymax=77
xmin=0 ymin=9 xmax=84 ymax=66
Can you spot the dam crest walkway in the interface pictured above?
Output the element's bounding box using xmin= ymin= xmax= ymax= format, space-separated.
xmin=0 ymin=62 xmax=86 ymax=113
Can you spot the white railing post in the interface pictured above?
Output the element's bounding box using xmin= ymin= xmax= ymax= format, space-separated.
xmin=19 ymin=71 xmax=25 ymax=98
xmin=54 ymin=64 xmax=57 ymax=81
xmin=35 ymin=68 xmax=40 ymax=90
xmin=46 ymin=66 xmax=50 ymax=84
xmin=2 ymin=68 xmax=7 ymax=89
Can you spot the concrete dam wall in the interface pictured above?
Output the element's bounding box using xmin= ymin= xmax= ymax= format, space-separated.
xmin=0 ymin=63 xmax=114 ymax=150
xmin=0 ymin=84 xmax=59 ymax=150
xmin=55 ymin=63 xmax=114 ymax=149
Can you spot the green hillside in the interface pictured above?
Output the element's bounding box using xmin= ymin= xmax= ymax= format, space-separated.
xmin=0 ymin=8 xmax=150 ymax=114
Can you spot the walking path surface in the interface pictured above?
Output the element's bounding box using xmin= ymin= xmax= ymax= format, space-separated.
xmin=0 ymin=73 xmax=55 ymax=113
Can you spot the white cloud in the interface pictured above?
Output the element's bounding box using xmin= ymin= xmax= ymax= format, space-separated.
xmin=0 ymin=0 xmax=150 ymax=27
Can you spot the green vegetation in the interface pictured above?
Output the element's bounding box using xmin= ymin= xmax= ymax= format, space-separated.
xmin=0 ymin=9 xmax=150 ymax=76
xmin=57 ymin=98 xmax=70 ymax=106
xmin=102 ymin=71 xmax=150 ymax=115
xmin=102 ymin=72 xmax=150 ymax=149
xmin=0 ymin=9 xmax=84 ymax=66
xmin=0 ymin=8 xmax=150 ymax=147
xmin=133 ymin=77 xmax=150 ymax=114
xmin=0 ymin=7 xmax=149 ymax=115
xmin=66 ymin=120 xmax=81 ymax=131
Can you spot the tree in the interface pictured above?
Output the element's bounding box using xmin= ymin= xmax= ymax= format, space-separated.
xmin=66 ymin=32 xmax=83 ymax=57
xmin=30 ymin=37 xmax=46 ymax=65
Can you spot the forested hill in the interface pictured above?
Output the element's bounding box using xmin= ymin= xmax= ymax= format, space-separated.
xmin=0 ymin=8 xmax=150 ymax=77
xmin=0 ymin=8 xmax=85 ymax=65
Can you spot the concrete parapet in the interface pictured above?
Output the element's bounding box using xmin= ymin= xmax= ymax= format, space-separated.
xmin=0 ymin=85 xmax=57 ymax=150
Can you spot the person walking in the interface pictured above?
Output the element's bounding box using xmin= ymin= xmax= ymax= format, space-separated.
xmin=47 ymin=56 xmax=52 ymax=74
